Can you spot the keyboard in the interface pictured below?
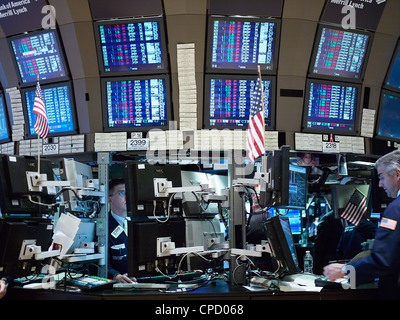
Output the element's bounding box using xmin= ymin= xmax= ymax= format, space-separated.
xmin=137 ymin=271 xmax=203 ymax=283
xmin=66 ymin=275 xmax=116 ymax=292
xmin=113 ymin=282 xmax=170 ymax=290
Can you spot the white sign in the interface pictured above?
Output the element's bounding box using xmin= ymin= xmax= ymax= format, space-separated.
xmin=127 ymin=138 xmax=149 ymax=151
xmin=43 ymin=143 xmax=59 ymax=155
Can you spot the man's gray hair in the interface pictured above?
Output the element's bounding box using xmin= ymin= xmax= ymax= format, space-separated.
xmin=375 ymin=150 xmax=400 ymax=175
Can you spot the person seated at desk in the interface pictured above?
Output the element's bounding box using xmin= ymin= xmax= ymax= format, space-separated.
xmin=324 ymin=150 xmax=400 ymax=299
xmin=108 ymin=178 xmax=136 ymax=283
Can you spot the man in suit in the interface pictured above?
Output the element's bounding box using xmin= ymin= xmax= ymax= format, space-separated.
xmin=108 ymin=178 xmax=135 ymax=283
xmin=324 ymin=150 xmax=400 ymax=299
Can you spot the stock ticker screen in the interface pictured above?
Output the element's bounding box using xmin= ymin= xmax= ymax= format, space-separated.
xmin=204 ymin=75 xmax=274 ymax=129
xmin=96 ymin=18 xmax=167 ymax=74
xmin=376 ymin=91 xmax=400 ymax=142
xmin=103 ymin=77 xmax=169 ymax=130
xmin=9 ymin=29 xmax=69 ymax=85
xmin=24 ymin=83 xmax=76 ymax=137
xmin=206 ymin=17 xmax=279 ymax=73
xmin=385 ymin=41 xmax=400 ymax=91
xmin=0 ymin=93 xmax=10 ymax=142
xmin=303 ymin=81 xmax=359 ymax=134
xmin=310 ymin=26 xmax=370 ymax=80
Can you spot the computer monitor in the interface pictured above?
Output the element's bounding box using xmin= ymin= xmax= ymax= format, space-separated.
xmin=0 ymin=154 xmax=56 ymax=216
xmin=384 ymin=39 xmax=400 ymax=92
xmin=93 ymin=17 xmax=169 ymax=76
xmin=21 ymin=81 xmax=78 ymax=138
xmin=101 ymin=75 xmax=171 ymax=132
xmin=127 ymin=218 xmax=186 ymax=278
xmin=268 ymin=208 xmax=302 ymax=235
xmin=203 ymin=74 xmax=276 ymax=129
xmin=263 ymin=146 xmax=307 ymax=209
xmin=205 ymin=16 xmax=280 ymax=74
xmin=308 ymin=24 xmax=372 ymax=82
xmin=302 ymin=79 xmax=361 ymax=135
xmin=8 ymin=28 xmax=70 ymax=87
xmin=0 ymin=90 xmax=11 ymax=144
xmin=124 ymin=161 xmax=183 ymax=217
xmin=264 ymin=216 xmax=299 ymax=276
xmin=375 ymin=90 xmax=400 ymax=143
xmin=0 ymin=218 xmax=53 ymax=277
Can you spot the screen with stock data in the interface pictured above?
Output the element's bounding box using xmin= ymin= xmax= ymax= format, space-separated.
xmin=9 ymin=29 xmax=69 ymax=86
xmin=22 ymin=82 xmax=77 ymax=137
xmin=385 ymin=41 xmax=400 ymax=92
xmin=309 ymin=25 xmax=371 ymax=81
xmin=302 ymin=80 xmax=360 ymax=135
xmin=0 ymin=92 xmax=10 ymax=143
xmin=203 ymin=74 xmax=275 ymax=129
xmin=102 ymin=76 xmax=170 ymax=131
xmin=206 ymin=16 xmax=280 ymax=74
xmin=94 ymin=17 xmax=168 ymax=75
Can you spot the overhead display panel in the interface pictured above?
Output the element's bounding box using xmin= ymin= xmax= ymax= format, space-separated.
xmin=8 ymin=29 xmax=70 ymax=87
xmin=308 ymin=24 xmax=372 ymax=82
xmin=375 ymin=90 xmax=400 ymax=143
xmin=0 ymin=90 xmax=10 ymax=143
xmin=206 ymin=16 xmax=280 ymax=74
xmin=384 ymin=40 xmax=400 ymax=93
xmin=94 ymin=17 xmax=169 ymax=76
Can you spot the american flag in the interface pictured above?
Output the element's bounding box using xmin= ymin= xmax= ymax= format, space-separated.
xmin=32 ymin=80 xmax=49 ymax=139
xmin=246 ymin=77 xmax=265 ymax=162
xmin=340 ymin=189 xmax=367 ymax=226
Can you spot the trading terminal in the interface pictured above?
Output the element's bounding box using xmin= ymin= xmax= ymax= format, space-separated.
xmin=0 ymin=0 xmax=399 ymax=305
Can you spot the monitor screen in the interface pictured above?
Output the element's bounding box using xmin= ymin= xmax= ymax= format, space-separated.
xmin=0 ymin=91 xmax=11 ymax=143
xmin=375 ymin=90 xmax=400 ymax=142
xmin=93 ymin=17 xmax=169 ymax=75
xmin=384 ymin=40 xmax=400 ymax=92
xmin=205 ymin=16 xmax=280 ymax=74
xmin=268 ymin=208 xmax=302 ymax=235
xmin=203 ymin=74 xmax=275 ymax=129
xmin=22 ymin=81 xmax=78 ymax=138
xmin=302 ymin=79 xmax=361 ymax=135
xmin=8 ymin=28 xmax=70 ymax=86
xmin=127 ymin=218 xmax=186 ymax=278
xmin=101 ymin=75 xmax=171 ymax=131
xmin=309 ymin=24 xmax=371 ymax=82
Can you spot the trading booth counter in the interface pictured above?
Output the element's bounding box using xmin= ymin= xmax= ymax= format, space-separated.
xmin=5 ymin=280 xmax=379 ymax=301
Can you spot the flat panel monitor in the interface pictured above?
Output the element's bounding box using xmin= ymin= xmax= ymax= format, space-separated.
xmin=101 ymin=75 xmax=171 ymax=131
xmin=308 ymin=24 xmax=372 ymax=82
xmin=302 ymin=79 xmax=361 ymax=135
xmin=206 ymin=16 xmax=280 ymax=74
xmin=375 ymin=90 xmax=400 ymax=142
xmin=269 ymin=208 xmax=303 ymax=235
xmin=0 ymin=154 xmax=56 ymax=216
xmin=203 ymin=74 xmax=275 ymax=129
xmin=0 ymin=218 xmax=53 ymax=277
xmin=384 ymin=40 xmax=400 ymax=92
xmin=127 ymin=218 xmax=186 ymax=278
xmin=264 ymin=216 xmax=299 ymax=276
xmin=0 ymin=90 xmax=11 ymax=144
xmin=8 ymin=28 xmax=70 ymax=87
xmin=93 ymin=17 xmax=169 ymax=76
xmin=124 ymin=161 xmax=183 ymax=217
xmin=21 ymin=81 xmax=78 ymax=138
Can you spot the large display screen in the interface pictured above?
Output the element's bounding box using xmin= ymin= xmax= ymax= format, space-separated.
xmin=101 ymin=75 xmax=171 ymax=131
xmin=205 ymin=16 xmax=280 ymax=74
xmin=375 ymin=90 xmax=400 ymax=142
xmin=0 ymin=91 xmax=11 ymax=143
xmin=94 ymin=17 xmax=169 ymax=75
xmin=203 ymin=74 xmax=275 ymax=129
xmin=302 ymin=79 xmax=361 ymax=135
xmin=384 ymin=40 xmax=400 ymax=92
xmin=8 ymin=29 xmax=69 ymax=86
xmin=22 ymin=82 xmax=78 ymax=138
xmin=309 ymin=24 xmax=371 ymax=81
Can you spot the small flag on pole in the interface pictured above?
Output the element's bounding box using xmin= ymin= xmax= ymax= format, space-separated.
xmin=246 ymin=76 xmax=265 ymax=162
xmin=340 ymin=189 xmax=368 ymax=226
xmin=33 ymin=80 xmax=49 ymax=139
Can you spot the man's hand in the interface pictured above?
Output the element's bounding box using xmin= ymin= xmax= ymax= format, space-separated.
xmin=323 ymin=263 xmax=345 ymax=281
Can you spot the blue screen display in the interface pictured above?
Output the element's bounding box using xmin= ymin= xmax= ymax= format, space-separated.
xmin=385 ymin=42 xmax=400 ymax=91
xmin=0 ymin=93 xmax=10 ymax=142
xmin=376 ymin=91 xmax=400 ymax=141
xmin=303 ymin=80 xmax=359 ymax=134
xmin=96 ymin=19 xmax=167 ymax=74
xmin=24 ymin=83 xmax=76 ymax=137
xmin=269 ymin=208 xmax=302 ymax=235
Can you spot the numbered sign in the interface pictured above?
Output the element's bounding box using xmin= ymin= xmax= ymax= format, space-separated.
xmin=127 ymin=138 xmax=149 ymax=151
xmin=43 ymin=143 xmax=59 ymax=155
xmin=322 ymin=134 xmax=340 ymax=153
